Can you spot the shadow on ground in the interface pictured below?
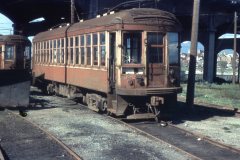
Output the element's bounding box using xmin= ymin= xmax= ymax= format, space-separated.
xmin=168 ymin=101 xmax=237 ymax=125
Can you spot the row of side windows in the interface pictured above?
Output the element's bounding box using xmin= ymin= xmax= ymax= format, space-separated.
xmin=33 ymin=32 xmax=106 ymax=67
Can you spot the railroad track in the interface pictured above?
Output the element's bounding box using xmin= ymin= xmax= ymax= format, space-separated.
xmin=168 ymin=123 xmax=240 ymax=155
xmin=107 ymin=116 xmax=202 ymax=160
xmin=107 ymin=116 xmax=240 ymax=160
xmin=0 ymin=109 xmax=82 ymax=160
xmin=3 ymin=88 xmax=239 ymax=160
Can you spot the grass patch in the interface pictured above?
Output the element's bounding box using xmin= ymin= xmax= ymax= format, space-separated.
xmin=179 ymin=83 xmax=240 ymax=109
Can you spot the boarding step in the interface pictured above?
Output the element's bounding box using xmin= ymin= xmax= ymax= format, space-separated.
xmin=127 ymin=113 xmax=156 ymax=120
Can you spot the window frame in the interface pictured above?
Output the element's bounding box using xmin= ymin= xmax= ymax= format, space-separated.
xmin=86 ymin=34 xmax=92 ymax=66
xmin=92 ymin=33 xmax=99 ymax=66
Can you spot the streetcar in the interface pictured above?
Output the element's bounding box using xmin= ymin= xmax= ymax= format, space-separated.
xmin=32 ymin=8 xmax=182 ymax=121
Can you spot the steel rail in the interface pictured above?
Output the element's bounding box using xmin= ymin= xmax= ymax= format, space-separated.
xmin=7 ymin=109 xmax=83 ymax=160
xmin=168 ymin=123 xmax=240 ymax=154
xmin=0 ymin=147 xmax=4 ymax=160
xmin=105 ymin=115 xmax=202 ymax=160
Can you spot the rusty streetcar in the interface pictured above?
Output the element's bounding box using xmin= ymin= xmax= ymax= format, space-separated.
xmin=0 ymin=35 xmax=31 ymax=109
xmin=32 ymin=8 xmax=182 ymax=121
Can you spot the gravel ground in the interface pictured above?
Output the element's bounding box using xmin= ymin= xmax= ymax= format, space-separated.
xmin=175 ymin=115 xmax=240 ymax=150
xmin=0 ymin=111 xmax=75 ymax=160
xmin=23 ymin=87 xmax=194 ymax=160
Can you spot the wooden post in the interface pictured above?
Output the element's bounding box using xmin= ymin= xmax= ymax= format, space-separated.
xmin=233 ymin=12 xmax=237 ymax=84
xmin=71 ymin=0 xmax=75 ymax=24
xmin=186 ymin=0 xmax=201 ymax=108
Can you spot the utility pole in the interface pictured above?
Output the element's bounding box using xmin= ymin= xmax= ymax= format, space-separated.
xmin=71 ymin=0 xmax=75 ymax=24
xmin=233 ymin=12 xmax=237 ymax=84
xmin=186 ymin=0 xmax=200 ymax=108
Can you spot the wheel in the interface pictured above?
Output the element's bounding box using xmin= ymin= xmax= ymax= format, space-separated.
xmin=107 ymin=111 xmax=112 ymax=116
xmin=98 ymin=101 xmax=107 ymax=113
xmin=159 ymin=121 xmax=168 ymax=127
xmin=19 ymin=110 xmax=28 ymax=117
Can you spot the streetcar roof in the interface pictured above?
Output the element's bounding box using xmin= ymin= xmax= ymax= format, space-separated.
xmin=0 ymin=35 xmax=30 ymax=44
xmin=33 ymin=8 xmax=181 ymax=42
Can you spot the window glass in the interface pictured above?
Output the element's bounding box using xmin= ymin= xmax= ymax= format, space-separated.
xmin=70 ymin=37 xmax=73 ymax=47
xmin=147 ymin=32 xmax=164 ymax=63
xmin=70 ymin=48 xmax=73 ymax=64
xmin=93 ymin=46 xmax=98 ymax=65
xmin=61 ymin=39 xmax=65 ymax=64
xmin=123 ymin=32 xmax=142 ymax=64
xmin=93 ymin=33 xmax=98 ymax=66
xmin=75 ymin=36 xmax=79 ymax=46
xmin=100 ymin=46 xmax=106 ymax=66
xmin=86 ymin=34 xmax=91 ymax=45
xmin=61 ymin=49 xmax=64 ymax=64
xmin=57 ymin=49 xmax=60 ymax=63
xmin=76 ymin=48 xmax=79 ymax=64
xmin=93 ymin=34 xmax=98 ymax=45
xmin=167 ymin=32 xmax=179 ymax=65
xmin=54 ymin=40 xmax=56 ymax=48
xmin=53 ymin=50 xmax=57 ymax=63
xmin=5 ymin=45 xmax=14 ymax=60
xmin=53 ymin=40 xmax=57 ymax=63
xmin=80 ymin=35 xmax=85 ymax=65
xmin=80 ymin=35 xmax=84 ymax=46
xmin=61 ymin=39 xmax=64 ymax=47
xmin=24 ymin=46 xmax=31 ymax=59
xmin=81 ymin=48 xmax=85 ymax=65
xmin=100 ymin=32 xmax=106 ymax=66
xmin=49 ymin=50 xmax=52 ymax=63
xmin=86 ymin=47 xmax=91 ymax=65
xmin=147 ymin=32 xmax=163 ymax=45
xmin=100 ymin=33 xmax=105 ymax=45
xmin=57 ymin=39 xmax=61 ymax=48
xmin=56 ymin=39 xmax=60 ymax=63
xmin=49 ymin=40 xmax=52 ymax=63
xmin=86 ymin=34 xmax=91 ymax=65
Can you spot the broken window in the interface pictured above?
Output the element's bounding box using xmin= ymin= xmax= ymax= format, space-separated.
xmin=123 ymin=32 xmax=142 ymax=64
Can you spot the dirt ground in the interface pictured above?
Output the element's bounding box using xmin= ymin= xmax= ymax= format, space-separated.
xmin=20 ymin=87 xmax=195 ymax=160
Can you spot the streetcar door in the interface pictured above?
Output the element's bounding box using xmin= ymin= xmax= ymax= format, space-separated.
xmin=108 ymin=33 xmax=116 ymax=92
xmin=147 ymin=32 xmax=167 ymax=87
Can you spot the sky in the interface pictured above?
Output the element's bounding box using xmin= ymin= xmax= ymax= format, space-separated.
xmin=0 ymin=13 xmax=13 ymax=35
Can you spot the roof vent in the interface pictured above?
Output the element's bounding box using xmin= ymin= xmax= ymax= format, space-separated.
xmin=110 ymin=11 xmax=115 ymax=15
xmin=96 ymin=15 xmax=101 ymax=18
xmin=103 ymin=13 xmax=108 ymax=16
xmin=80 ymin=19 xmax=84 ymax=22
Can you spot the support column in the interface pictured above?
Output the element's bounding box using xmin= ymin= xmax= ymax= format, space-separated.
xmin=12 ymin=23 xmax=23 ymax=35
xmin=203 ymin=16 xmax=216 ymax=83
xmin=203 ymin=31 xmax=216 ymax=83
